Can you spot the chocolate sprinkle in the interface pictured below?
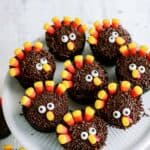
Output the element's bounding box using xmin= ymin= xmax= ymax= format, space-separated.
xmin=23 ymin=91 xmax=69 ymax=132
xmin=96 ymin=88 xmax=143 ymax=129
xmin=61 ymin=116 xmax=107 ymax=150
xmin=116 ymin=55 xmax=150 ymax=90
xmin=16 ymin=50 xmax=56 ymax=88
xmin=46 ymin=25 xmax=86 ymax=61
xmin=90 ymin=25 xmax=132 ymax=65
xmin=68 ymin=62 xmax=108 ymax=104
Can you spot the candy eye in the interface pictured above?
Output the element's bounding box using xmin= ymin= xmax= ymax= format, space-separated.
xmin=80 ymin=132 xmax=88 ymax=140
xmin=91 ymin=70 xmax=99 ymax=77
xmin=129 ymin=63 xmax=137 ymax=71
xmin=38 ymin=105 xmax=46 ymax=114
xmin=89 ymin=127 xmax=97 ymax=135
xmin=85 ymin=74 xmax=93 ymax=82
xmin=113 ymin=111 xmax=121 ymax=119
xmin=122 ymin=108 xmax=131 ymax=116
xmin=69 ymin=33 xmax=76 ymax=41
xmin=36 ymin=63 xmax=43 ymax=70
xmin=138 ymin=66 xmax=145 ymax=74
xmin=47 ymin=103 xmax=55 ymax=110
xmin=40 ymin=57 xmax=48 ymax=64
xmin=108 ymin=36 xmax=115 ymax=43
xmin=61 ymin=35 xmax=69 ymax=43
xmin=112 ymin=31 xmax=119 ymax=38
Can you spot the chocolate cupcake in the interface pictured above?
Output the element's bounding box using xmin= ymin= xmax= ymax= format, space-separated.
xmin=20 ymin=81 xmax=69 ymax=132
xmin=61 ymin=55 xmax=108 ymax=104
xmin=44 ymin=16 xmax=86 ymax=60
xmin=9 ymin=41 xmax=56 ymax=88
xmin=116 ymin=43 xmax=150 ymax=90
xmin=0 ymin=97 xmax=10 ymax=139
xmin=56 ymin=106 xmax=107 ymax=150
xmin=94 ymin=81 xmax=143 ymax=129
xmin=88 ymin=19 xmax=132 ymax=65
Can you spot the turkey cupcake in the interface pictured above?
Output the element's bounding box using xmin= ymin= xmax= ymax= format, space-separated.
xmin=0 ymin=97 xmax=10 ymax=139
xmin=20 ymin=81 xmax=69 ymax=132
xmin=9 ymin=41 xmax=56 ymax=88
xmin=56 ymin=106 xmax=107 ymax=150
xmin=43 ymin=16 xmax=86 ymax=60
xmin=116 ymin=43 xmax=150 ymax=90
xmin=88 ymin=19 xmax=132 ymax=65
xmin=61 ymin=55 xmax=108 ymax=104
xmin=94 ymin=81 xmax=143 ymax=129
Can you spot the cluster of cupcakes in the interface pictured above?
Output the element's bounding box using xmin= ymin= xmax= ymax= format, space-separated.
xmin=8 ymin=16 xmax=150 ymax=149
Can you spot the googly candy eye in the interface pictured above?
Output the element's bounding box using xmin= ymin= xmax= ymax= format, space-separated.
xmin=91 ymin=70 xmax=99 ymax=77
xmin=138 ymin=66 xmax=145 ymax=74
xmin=129 ymin=63 xmax=137 ymax=71
xmin=38 ymin=105 xmax=46 ymax=114
xmin=108 ymin=36 xmax=115 ymax=43
xmin=40 ymin=57 xmax=48 ymax=64
xmin=80 ymin=131 xmax=88 ymax=140
xmin=69 ymin=33 xmax=76 ymax=41
xmin=36 ymin=63 xmax=43 ymax=70
xmin=61 ymin=35 xmax=69 ymax=43
xmin=122 ymin=108 xmax=131 ymax=116
xmin=47 ymin=103 xmax=55 ymax=110
xmin=112 ymin=31 xmax=119 ymax=38
xmin=89 ymin=127 xmax=97 ymax=135
xmin=113 ymin=111 xmax=121 ymax=119
xmin=85 ymin=74 xmax=93 ymax=82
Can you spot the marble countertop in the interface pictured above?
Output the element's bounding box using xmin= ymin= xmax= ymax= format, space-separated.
xmin=0 ymin=0 xmax=150 ymax=149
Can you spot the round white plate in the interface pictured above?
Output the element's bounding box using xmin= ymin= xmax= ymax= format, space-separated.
xmin=2 ymin=46 xmax=150 ymax=150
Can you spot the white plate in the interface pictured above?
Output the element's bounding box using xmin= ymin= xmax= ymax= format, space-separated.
xmin=2 ymin=47 xmax=150 ymax=150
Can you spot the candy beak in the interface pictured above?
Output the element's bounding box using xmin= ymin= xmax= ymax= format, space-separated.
xmin=67 ymin=42 xmax=75 ymax=51
xmin=121 ymin=116 xmax=132 ymax=127
xmin=132 ymin=69 xmax=141 ymax=79
xmin=43 ymin=64 xmax=52 ymax=72
xmin=88 ymin=134 xmax=97 ymax=145
xmin=115 ymin=37 xmax=125 ymax=45
xmin=93 ymin=77 xmax=102 ymax=86
xmin=46 ymin=111 xmax=55 ymax=121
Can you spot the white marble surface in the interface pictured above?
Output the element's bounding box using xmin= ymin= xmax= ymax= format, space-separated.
xmin=0 ymin=0 xmax=150 ymax=149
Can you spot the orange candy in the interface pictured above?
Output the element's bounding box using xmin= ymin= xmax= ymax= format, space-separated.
xmin=24 ymin=42 xmax=32 ymax=52
xmin=61 ymin=70 xmax=72 ymax=80
xmin=63 ymin=112 xmax=75 ymax=126
xmin=74 ymin=55 xmax=83 ymax=69
xmin=112 ymin=18 xmax=120 ymax=28
xmin=64 ymin=60 xmax=75 ymax=73
xmin=85 ymin=55 xmax=95 ymax=64
xmin=52 ymin=17 xmax=61 ymax=28
xmin=97 ymin=90 xmax=108 ymax=101
xmin=25 ymin=87 xmax=36 ymax=99
xmin=94 ymin=100 xmax=105 ymax=110
xmin=34 ymin=81 xmax=44 ymax=93
xmin=72 ymin=110 xmax=83 ymax=123
xmin=108 ymin=82 xmax=118 ymax=95
xmin=56 ymin=124 xmax=68 ymax=134
xmin=58 ymin=134 xmax=71 ymax=144
xmin=131 ymin=86 xmax=143 ymax=97
xmin=45 ymin=80 xmax=55 ymax=92
xmin=9 ymin=57 xmax=19 ymax=67
xmin=103 ymin=19 xmax=110 ymax=28
xmin=55 ymin=83 xmax=67 ymax=96
xmin=9 ymin=68 xmax=20 ymax=77
xmin=120 ymin=81 xmax=131 ymax=92
xmin=15 ymin=48 xmax=24 ymax=60
xmin=20 ymin=96 xmax=31 ymax=107
xmin=84 ymin=106 xmax=95 ymax=121
xmin=119 ymin=45 xmax=129 ymax=56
